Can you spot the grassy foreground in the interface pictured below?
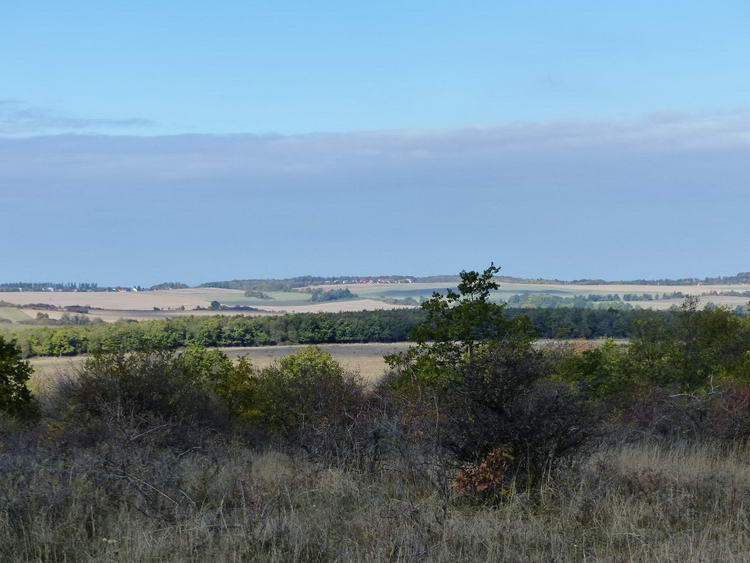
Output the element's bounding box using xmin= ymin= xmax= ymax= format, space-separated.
xmin=2 ymin=432 xmax=749 ymax=561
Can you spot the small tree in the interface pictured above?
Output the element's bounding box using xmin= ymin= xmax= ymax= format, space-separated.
xmin=0 ymin=336 xmax=38 ymax=419
xmin=383 ymin=265 xmax=589 ymax=496
xmin=386 ymin=263 xmax=534 ymax=387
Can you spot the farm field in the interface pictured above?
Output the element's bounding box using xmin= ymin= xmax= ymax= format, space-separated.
xmin=2 ymin=280 xmax=749 ymax=326
xmin=0 ymin=288 xmax=241 ymax=310
xmin=306 ymin=281 xmax=750 ymax=310
xmin=0 ymin=306 xmax=33 ymax=324
xmin=1 ymin=288 xmax=413 ymax=323
xmin=311 ymin=280 xmax=750 ymax=298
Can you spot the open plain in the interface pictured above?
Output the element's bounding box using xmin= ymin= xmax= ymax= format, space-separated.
xmin=2 ymin=280 xmax=750 ymax=326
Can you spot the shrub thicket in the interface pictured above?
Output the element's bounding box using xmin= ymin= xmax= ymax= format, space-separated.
xmin=0 ymin=336 xmax=38 ymax=420
xmin=212 ymin=345 xmax=366 ymax=438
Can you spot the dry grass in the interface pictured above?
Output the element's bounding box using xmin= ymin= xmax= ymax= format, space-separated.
xmin=220 ymin=343 xmax=410 ymax=383
xmin=8 ymin=341 xmax=750 ymax=561
xmin=2 ymin=434 xmax=749 ymax=561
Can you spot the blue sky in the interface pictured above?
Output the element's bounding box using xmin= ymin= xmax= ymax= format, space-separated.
xmin=1 ymin=2 xmax=749 ymax=285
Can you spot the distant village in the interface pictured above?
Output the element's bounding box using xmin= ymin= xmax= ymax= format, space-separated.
xmin=323 ymin=277 xmax=413 ymax=285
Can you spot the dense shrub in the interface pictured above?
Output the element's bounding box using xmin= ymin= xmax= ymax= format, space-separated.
xmin=628 ymin=297 xmax=750 ymax=391
xmin=212 ymin=346 xmax=367 ymax=439
xmin=555 ymin=338 xmax=632 ymax=400
xmin=437 ymin=339 xmax=593 ymax=492
xmin=615 ymin=381 xmax=750 ymax=443
xmin=0 ymin=336 xmax=38 ymax=420
xmin=51 ymin=347 xmax=231 ymax=439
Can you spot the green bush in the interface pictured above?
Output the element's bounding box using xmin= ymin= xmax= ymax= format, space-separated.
xmin=0 ymin=336 xmax=38 ymax=420
xmin=555 ymin=339 xmax=632 ymax=399
xmin=212 ymin=346 xmax=365 ymax=436
xmin=629 ymin=298 xmax=750 ymax=391
xmin=54 ymin=346 xmax=230 ymax=430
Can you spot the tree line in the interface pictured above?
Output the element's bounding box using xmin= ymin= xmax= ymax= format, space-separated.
xmin=0 ymin=306 xmax=702 ymax=358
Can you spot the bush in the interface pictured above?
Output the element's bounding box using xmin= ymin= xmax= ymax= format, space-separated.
xmin=52 ymin=346 xmax=230 ymax=435
xmin=437 ymin=339 xmax=592 ymax=493
xmin=212 ymin=346 xmax=366 ymax=439
xmin=0 ymin=336 xmax=38 ymax=420
xmin=628 ymin=297 xmax=750 ymax=391
xmin=384 ymin=266 xmax=592 ymax=496
xmin=555 ymin=338 xmax=632 ymax=400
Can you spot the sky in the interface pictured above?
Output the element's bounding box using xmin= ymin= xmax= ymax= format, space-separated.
xmin=1 ymin=1 xmax=749 ymax=286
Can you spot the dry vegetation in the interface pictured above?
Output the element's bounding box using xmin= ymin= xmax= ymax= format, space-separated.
xmin=3 ymin=420 xmax=750 ymax=561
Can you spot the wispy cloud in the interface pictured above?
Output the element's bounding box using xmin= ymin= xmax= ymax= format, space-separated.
xmin=0 ymin=109 xmax=748 ymax=186
xmin=0 ymin=100 xmax=153 ymax=134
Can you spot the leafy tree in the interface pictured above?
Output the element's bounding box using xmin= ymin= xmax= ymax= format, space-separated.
xmin=244 ymin=290 xmax=272 ymax=299
xmin=386 ymin=263 xmax=534 ymax=385
xmin=0 ymin=336 xmax=37 ymax=419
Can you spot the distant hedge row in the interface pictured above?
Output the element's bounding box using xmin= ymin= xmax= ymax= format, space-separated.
xmin=2 ymin=307 xmax=674 ymax=358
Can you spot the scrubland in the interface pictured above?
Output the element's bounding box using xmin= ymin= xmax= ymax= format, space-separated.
xmin=2 ymin=271 xmax=750 ymax=561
